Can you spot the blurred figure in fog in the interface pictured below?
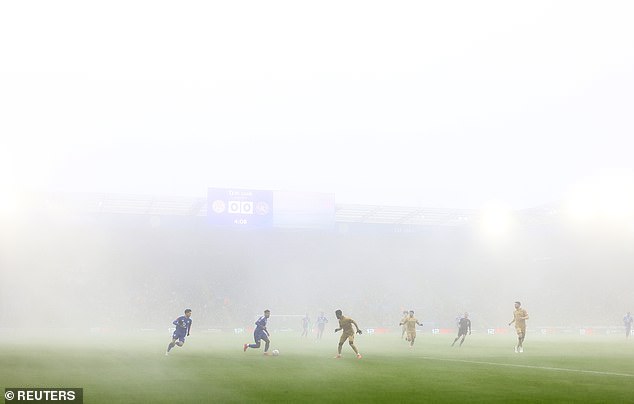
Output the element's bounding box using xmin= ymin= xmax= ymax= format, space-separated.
xmin=315 ymin=312 xmax=328 ymax=340
xmin=301 ymin=314 xmax=311 ymax=337
xmin=452 ymin=312 xmax=471 ymax=347
xmin=400 ymin=310 xmax=409 ymax=340
xmin=166 ymin=308 xmax=192 ymax=356
xmin=624 ymin=312 xmax=633 ymax=339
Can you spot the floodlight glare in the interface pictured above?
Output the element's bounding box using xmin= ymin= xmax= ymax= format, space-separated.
xmin=480 ymin=200 xmax=514 ymax=239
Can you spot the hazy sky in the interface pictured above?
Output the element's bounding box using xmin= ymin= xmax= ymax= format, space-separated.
xmin=1 ymin=1 xmax=633 ymax=209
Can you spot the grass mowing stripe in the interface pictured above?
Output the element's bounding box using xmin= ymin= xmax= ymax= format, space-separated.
xmin=420 ymin=356 xmax=634 ymax=378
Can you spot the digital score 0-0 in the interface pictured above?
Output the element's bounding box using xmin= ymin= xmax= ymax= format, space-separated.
xmin=207 ymin=188 xmax=273 ymax=227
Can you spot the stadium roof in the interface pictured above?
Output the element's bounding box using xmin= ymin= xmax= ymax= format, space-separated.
xmin=30 ymin=191 xmax=556 ymax=227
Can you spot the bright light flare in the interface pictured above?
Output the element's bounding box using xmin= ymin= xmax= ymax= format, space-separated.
xmin=479 ymin=200 xmax=515 ymax=239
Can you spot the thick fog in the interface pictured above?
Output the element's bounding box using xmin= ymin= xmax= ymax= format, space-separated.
xmin=1 ymin=1 xmax=634 ymax=208
xmin=1 ymin=2 xmax=634 ymax=335
xmin=1 ymin=195 xmax=632 ymax=333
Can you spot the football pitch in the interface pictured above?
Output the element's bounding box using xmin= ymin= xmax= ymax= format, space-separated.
xmin=1 ymin=331 xmax=633 ymax=403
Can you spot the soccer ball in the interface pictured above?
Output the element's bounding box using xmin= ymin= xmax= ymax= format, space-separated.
xmin=272 ymin=349 xmax=280 ymax=356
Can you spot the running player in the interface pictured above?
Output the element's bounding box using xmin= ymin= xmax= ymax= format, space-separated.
xmin=334 ymin=309 xmax=362 ymax=359
xmin=624 ymin=312 xmax=633 ymax=339
xmin=508 ymin=301 xmax=529 ymax=353
xmin=400 ymin=310 xmax=409 ymax=340
xmin=166 ymin=308 xmax=192 ymax=356
xmin=315 ymin=312 xmax=328 ymax=340
xmin=301 ymin=314 xmax=311 ymax=337
xmin=452 ymin=312 xmax=471 ymax=347
xmin=399 ymin=310 xmax=423 ymax=348
xmin=244 ymin=309 xmax=271 ymax=355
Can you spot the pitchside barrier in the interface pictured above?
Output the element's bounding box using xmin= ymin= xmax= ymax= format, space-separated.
xmin=230 ymin=326 xmax=629 ymax=336
xmin=203 ymin=326 xmax=633 ymax=336
xmin=75 ymin=326 xmax=633 ymax=336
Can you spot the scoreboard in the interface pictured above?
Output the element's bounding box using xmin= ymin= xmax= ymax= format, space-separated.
xmin=207 ymin=188 xmax=335 ymax=229
xmin=207 ymin=188 xmax=273 ymax=227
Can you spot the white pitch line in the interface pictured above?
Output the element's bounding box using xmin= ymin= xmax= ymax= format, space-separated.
xmin=420 ymin=356 xmax=634 ymax=378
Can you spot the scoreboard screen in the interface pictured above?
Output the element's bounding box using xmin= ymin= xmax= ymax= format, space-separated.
xmin=207 ymin=188 xmax=335 ymax=229
xmin=273 ymin=191 xmax=335 ymax=229
xmin=207 ymin=188 xmax=273 ymax=227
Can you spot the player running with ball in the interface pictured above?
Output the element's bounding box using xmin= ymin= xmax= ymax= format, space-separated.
xmin=244 ymin=309 xmax=272 ymax=355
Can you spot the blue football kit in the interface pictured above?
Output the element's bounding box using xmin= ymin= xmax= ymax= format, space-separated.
xmin=172 ymin=315 xmax=192 ymax=342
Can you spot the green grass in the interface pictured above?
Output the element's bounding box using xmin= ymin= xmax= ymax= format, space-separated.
xmin=2 ymin=331 xmax=634 ymax=403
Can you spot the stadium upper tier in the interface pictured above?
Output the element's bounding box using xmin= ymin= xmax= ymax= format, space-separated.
xmin=29 ymin=191 xmax=556 ymax=227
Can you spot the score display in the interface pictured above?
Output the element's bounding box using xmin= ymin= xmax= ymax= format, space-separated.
xmin=207 ymin=188 xmax=273 ymax=227
xmin=207 ymin=188 xmax=335 ymax=229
